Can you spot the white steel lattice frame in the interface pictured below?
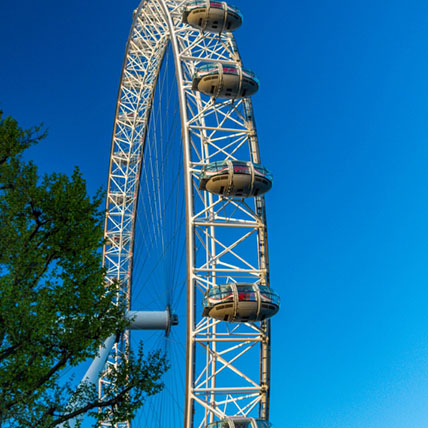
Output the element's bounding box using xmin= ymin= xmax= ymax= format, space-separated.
xmin=100 ymin=1 xmax=272 ymax=428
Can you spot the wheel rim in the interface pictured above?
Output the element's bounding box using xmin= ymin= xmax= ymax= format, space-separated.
xmin=101 ymin=1 xmax=272 ymax=427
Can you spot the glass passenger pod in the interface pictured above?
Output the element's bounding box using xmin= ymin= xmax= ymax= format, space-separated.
xmin=199 ymin=160 xmax=272 ymax=197
xmin=205 ymin=419 xmax=274 ymax=428
xmin=182 ymin=0 xmax=243 ymax=33
xmin=113 ymin=152 xmax=139 ymax=166
xmin=202 ymin=283 xmax=280 ymax=322
xmin=109 ymin=192 xmax=133 ymax=206
xmin=107 ymin=234 xmax=131 ymax=247
xmin=117 ymin=112 xmax=145 ymax=125
xmin=192 ymin=63 xmax=259 ymax=99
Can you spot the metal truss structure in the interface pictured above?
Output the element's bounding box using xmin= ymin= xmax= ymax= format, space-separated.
xmin=100 ymin=1 xmax=272 ymax=427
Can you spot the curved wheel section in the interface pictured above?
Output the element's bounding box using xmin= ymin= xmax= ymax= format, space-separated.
xmin=101 ymin=1 xmax=276 ymax=428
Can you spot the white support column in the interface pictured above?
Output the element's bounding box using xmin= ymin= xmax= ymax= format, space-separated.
xmin=59 ymin=335 xmax=116 ymax=428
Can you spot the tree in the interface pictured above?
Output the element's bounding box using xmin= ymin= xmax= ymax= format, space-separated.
xmin=0 ymin=112 xmax=168 ymax=427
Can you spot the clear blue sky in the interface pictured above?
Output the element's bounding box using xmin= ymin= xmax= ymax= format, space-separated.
xmin=2 ymin=1 xmax=428 ymax=427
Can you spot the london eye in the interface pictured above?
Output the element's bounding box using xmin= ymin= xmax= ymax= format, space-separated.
xmin=99 ymin=1 xmax=279 ymax=427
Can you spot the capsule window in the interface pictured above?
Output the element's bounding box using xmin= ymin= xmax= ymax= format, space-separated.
xmin=233 ymin=165 xmax=250 ymax=174
xmin=223 ymin=66 xmax=238 ymax=74
xmin=237 ymin=290 xmax=256 ymax=301
xmin=217 ymin=421 xmax=229 ymax=428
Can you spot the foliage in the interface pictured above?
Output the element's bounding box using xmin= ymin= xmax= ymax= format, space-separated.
xmin=0 ymin=112 xmax=168 ymax=427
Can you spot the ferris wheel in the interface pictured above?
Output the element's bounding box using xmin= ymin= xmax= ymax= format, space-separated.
xmin=99 ymin=1 xmax=280 ymax=427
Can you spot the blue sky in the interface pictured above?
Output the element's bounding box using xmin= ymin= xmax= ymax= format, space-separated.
xmin=2 ymin=0 xmax=428 ymax=427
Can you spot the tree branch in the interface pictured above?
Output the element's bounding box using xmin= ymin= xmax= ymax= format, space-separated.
xmin=51 ymin=383 xmax=135 ymax=427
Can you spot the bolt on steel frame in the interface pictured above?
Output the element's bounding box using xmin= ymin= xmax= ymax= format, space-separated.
xmin=101 ymin=1 xmax=272 ymax=427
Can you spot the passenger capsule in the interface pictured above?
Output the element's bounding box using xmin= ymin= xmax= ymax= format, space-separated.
xmin=182 ymin=0 xmax=243 ymax=33
xmin=118 ymin=112 xmax=145 ymax=126
xmin=199 ymin=160 xmax=272 ymax=197
xmin=205 ymin=418 xmax=274 ymax=428
xmin=192 ymin=63 xmax=259 ymax=99
xmin=109 ymin=192 xmax=133 ymax=206
xmin=106 ymin=234 xmax=131 ymax=247
xmin=129 ymin=37 xmax=157 ymax=53
xmin=113 ymin=152 xmax=139 ymax=166
xmin=202 ymin=283 xmax=280 ymax=322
